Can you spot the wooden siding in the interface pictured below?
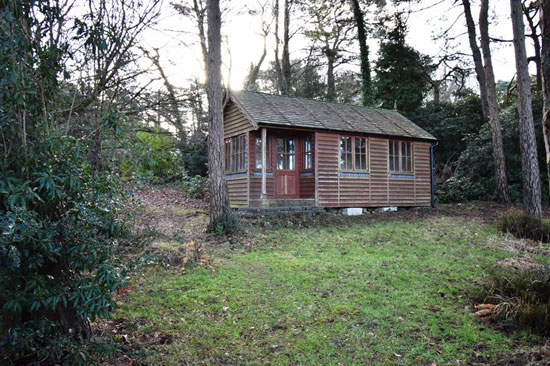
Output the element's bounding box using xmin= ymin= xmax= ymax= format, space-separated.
xmin=314 ymin=134 xmax=432 ymax=208
xmin=224 ymin=102 xmax=254 ymax=138
xmin=413 ymin=142 xmax=432 ymax=206
xmin=316 ymin=132 xmax=339 ymax=206
xmin=370 ymin=138 xmax=389 ymax=206
xmin=226 ymin=175 xmax=248 ymax=207
xmin=223 ymin=101 xmax=433 ymax=208
xmin=223 ymin=102 xmax=253 ymax=207
xmin=300 ymin=176 xmax=315 ymax=198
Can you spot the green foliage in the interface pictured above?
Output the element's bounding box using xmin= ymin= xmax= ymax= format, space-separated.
xmin=120 ymin=129 xmax=185 ymax=183
xmin=412 ymin=89 xmax=547 ymax=203
xmin=183 ymin=175 xmax=209 ymax=199
xmin=437 ymin=93 xmax=546 ymax=203
xmin=499 ymin=210 xmax=550 ymax=242
xmin=0 ymin=135 xmax=128 ymax=364
xmin=409 ymin=96 xmax=485 ymax=167
xmin=0 ymin=1 xmax=127 ymax=363
xmin=373 ymin=16 xmax=430 ymax=113
xmin=292 ymin=60 xmax=327 ymax=100
xmin=474 ymin=266 xmax=550 ymax=336
xmin=211 ymin=210 xmax=240 ymax=235
xmin=183 ymin=132 xmax=208 ymax=177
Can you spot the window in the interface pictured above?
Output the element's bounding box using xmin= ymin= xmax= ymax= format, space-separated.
xmin=388 ymin=140 xmax=413 ymax=173
xmin=340 ymin=136 xmax=352 ymax=170
xmin=276 ymin=138 xmax=295 ymax=170
xmin=304 ymin=137 xmax=313 ymax=170
xmin=340 ymin=136 xmax=368 ymax=171
xmin=354 ymin=137 xmax=367 ymax=170
xmin=224 ymin=134 xmax=247 ymax=172
xmin=255 ymin=137 xmax=271 ymax=169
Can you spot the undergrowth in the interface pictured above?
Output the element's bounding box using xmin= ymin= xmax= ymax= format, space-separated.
xmin=473 ymin=266 xmax=550 ymax=336
xmin=499 ymin=210 xmax=550 ymax=242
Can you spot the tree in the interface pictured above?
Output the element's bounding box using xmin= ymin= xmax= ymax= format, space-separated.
xmin=273 ymin=0 xmax=294 ymax=94
xmin=459 ymin=0 xmax=511 ymax=204
xmin=143 ymin=48 xmax=187 ymax=156
xmin=173 ymin=0 xmax=208 ymax=81
xmin=305 ymin=0 xmax=355 ymax=102
xmin=540 ymin=0 xmax=550 ymax=196
xmin=523 ymin=1 xmax=542 ymax=91
xmin=511 ymin=0 xmax=542 ymax=217
xmin=349 ymin=0 xmax=373 ymax=105
xmin=1 ymin=0 xmax=131 ymax=362
xmin=251 ymin=57 xmax=327 ymax=99
xmin=244 ymin=1 xmax=273 ymax=91
xmin=418 ymin=55 xmax=468 ymax=103
xmin=206 ymin=0 xmax=232 ymax=231
xmin=462 ymin=0 xmax=490 ymax=122
xmin=373 ymin=15 xmax=429 ymax=113
xmin=479 ymin=0 xmax=511 ymax=203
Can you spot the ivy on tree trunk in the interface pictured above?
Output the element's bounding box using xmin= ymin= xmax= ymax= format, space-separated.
xmin=349 ymin=0 xmax=372 ymax=106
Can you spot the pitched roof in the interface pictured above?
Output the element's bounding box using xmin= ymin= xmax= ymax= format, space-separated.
xmin=229 ymin=90 xmax=436 ymax=141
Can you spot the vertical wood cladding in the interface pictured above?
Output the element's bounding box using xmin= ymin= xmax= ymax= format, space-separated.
xmin=316 ymin=132 xmax=339 ymax=206
xmin=223 ymin=101 xmax=433 ymax=207
xmin=314 ymin=134 xmax=433 ymax=207
xmin=413 ymin=142 xmax=432 ymax=206
xmin=369 ymin=138 xmax=389 ymax=206
xmin=223 ymin=102 xmax=253 ymax=207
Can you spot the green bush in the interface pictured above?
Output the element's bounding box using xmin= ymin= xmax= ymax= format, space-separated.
xmin=0 ymin=136 xmax=128 ymax=364
xmin=474 ymin=266 xmax=550 ymax=336
xmin=499 ymin=210 xmax=550 ymax=242
xmin=0 ymin=2 xmax=127 ymax=363
xmin=212 ymin=211 xmax=241 ymax=235
xmin=120 ymin=130 xmax=185 ymax=183
xmin=183 ymin=175 xmax=209 ymax=199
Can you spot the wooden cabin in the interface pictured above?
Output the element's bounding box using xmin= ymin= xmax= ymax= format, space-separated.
xmin=223 ymin=91 xmax=437 ymax=209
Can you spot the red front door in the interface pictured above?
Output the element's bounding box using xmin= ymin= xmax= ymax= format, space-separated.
xmin=275 ymin=137 xmax=299 ymax=198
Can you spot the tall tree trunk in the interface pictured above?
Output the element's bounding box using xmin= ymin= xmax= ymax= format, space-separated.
xmin=462 ymin=0 xmax=490 ymax=123
xmin=479 ymin=0 xmax=511 ymax=203
xmin=193 ymin=0 xmax=208 ymax=82
xmin=145 ymin=48 xmax=187 ymax=155
xmin=281 ymin=0 xmax=292 ymax=95
xmin=273 ymin=0 xmax=283 ymax=93
xmin=541 ymin=0 xmax=550 ymax=197
xmin=206 ymin=0 xmax=231 ymax=229
xmin=511 ymin=0 xmax=542 ymax=218
xmin=245 ymin=31 xmax=268 ymax=91
xmin=349 ymin=0 xmax=371 ymax=106
xmin=433 ymin=82 xmax=440 ymax=102
xmin=523 ymin=2 xmax=542 ymax=91
xmin=326 ymin=53 xmax=336 ymax=101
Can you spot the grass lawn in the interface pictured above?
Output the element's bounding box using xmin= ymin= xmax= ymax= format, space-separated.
xmin=111 ymin=204 xmax=541 ymax=365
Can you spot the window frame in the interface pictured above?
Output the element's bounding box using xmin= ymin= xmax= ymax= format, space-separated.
xmin=388 ymin=139 xmax=414 ymax=174
xmin=303 ymin=136 xmax=313 ymax=171
xmin=339 ymin=135 xmax=369 ymax=172
xmin=255 ymin=136 xmax=271 ymax=170
xmin=224 ymin=134 xmax=247 ymax=173
xmin=276 ymin=137 xmax=296 ymax=170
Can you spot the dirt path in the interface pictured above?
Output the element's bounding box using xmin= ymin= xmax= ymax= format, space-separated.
xmin=131 ymin=186 xmax=211 ymax=266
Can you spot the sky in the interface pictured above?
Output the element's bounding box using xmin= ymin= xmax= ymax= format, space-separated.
xmin=139 ymin=0 xmax=533 ymax=93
